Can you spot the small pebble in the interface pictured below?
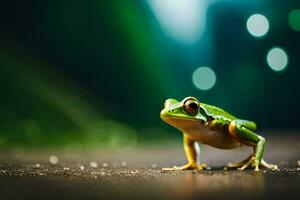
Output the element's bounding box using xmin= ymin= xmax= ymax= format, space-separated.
xmin=297 ymin=160 xmax=300 ymax=167
xmin=49 ymin=155 xmax=58 ymax=165
xmin=90 ymin=161 xmax=98 ymax=168
xmin=101 ymin=172 xmax=106 ymax=175
xmin=35 ymin=163 xmax=40 ymax=168
xmin=102 ymin=162 xmax=108 ymax=168
xmin=63 ymin=167 xmax=70 ymax=171
xmin=80 ymin=165 xmax=85 ymax=170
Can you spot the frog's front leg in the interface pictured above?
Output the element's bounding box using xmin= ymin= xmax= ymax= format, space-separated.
xmin=227 ymin=120 xmax=278 ymax=171
xmin=162 ymin=134 xmax=207 ymax=171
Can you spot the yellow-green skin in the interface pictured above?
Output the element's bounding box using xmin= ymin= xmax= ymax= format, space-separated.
xmin=160 ymin=97 xmax=278 ymax=171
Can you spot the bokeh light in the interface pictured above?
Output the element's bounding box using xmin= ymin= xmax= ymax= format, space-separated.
xmin=288 ymin=9 xmax=300 ymax=31
xmin=266 ymin=47 xmax=288 ymax=72
xmin=192 ymin=66 xmax=216 ymax=90
xmin=246 ymin=14 xmax=269 ymax=37
xmin=147 ymin=0 xmax=207 ymax=44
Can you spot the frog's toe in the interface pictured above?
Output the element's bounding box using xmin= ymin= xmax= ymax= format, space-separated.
xmin=227 ymin=161 xmax=247 ymax=168
xmin=260 ymin=159 xmax=278 ymax=171
xmin=237 ymin=162 xmax=252 ymax=170
xmin=235 ymin=157 xmax=278 ymax=171
xmin=194 ymin=163 xmax=208 ymax=170
xmin=162 ymin=163 xmax=207 ymax=171
xmin=162 ymin=166 xmax=179 ymax=171
xmin=177 ymin=163 xmax=207 ymax=170
xmin=226 ymin=155 xmax=253 ymax=169
xmin=254 ymin=164 xmax=260 ymax=171
xmin=269 ymin=164 xmax=278 ymax=171
xmin=162 ymin=165 xmax=191 ymax=171
xmin=237 ymin=156 xmax=257 ymax=171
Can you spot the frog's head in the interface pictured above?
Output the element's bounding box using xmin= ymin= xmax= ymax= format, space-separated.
xmin=160 ymin=97 xmax=207 ymax=131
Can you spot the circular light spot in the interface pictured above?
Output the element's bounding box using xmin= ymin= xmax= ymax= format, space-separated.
xmin=102 ymin=162 xmax=108 ymax=167
xmin=266 ymin=47 xmax=288 ymax=72
xmin=121 ymin=161 xmax=127 ymax=167
xmin=90 ymin=161 xmax=98 ymax=168
xmin=289 ymin=9 xmax=300 ymax=31
xmin=192 ymin=66 xmax=216 ymax=90
xmin=246 ymin=14 xmax=269 ymax=37
xmin=49 ymin=155 xmax=58 ymax=165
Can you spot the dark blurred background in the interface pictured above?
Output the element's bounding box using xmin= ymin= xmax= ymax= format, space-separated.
xmin=0 ymin=0 xmax=299 ymax=148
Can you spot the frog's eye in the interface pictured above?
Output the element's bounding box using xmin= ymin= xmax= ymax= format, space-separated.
xmin=183 ymin=99 xmax=199 ymax=114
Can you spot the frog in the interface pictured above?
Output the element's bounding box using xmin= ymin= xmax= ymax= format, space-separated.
xmin=160 ymin=96 xmax=278 ymax=171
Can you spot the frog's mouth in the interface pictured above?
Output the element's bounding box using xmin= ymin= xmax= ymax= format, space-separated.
xmin=160 ymin=109 xmax=205 ymax=126
xmin=160 ymin=114 xmax=205 ymax=133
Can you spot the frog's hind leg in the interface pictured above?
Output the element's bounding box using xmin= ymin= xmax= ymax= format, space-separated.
xmin=227 ymin=120 xmax=278 ymax=171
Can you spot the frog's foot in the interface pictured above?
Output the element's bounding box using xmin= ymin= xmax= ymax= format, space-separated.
xmin=225 ymin=154 xmax=253 ymax=169
xmin=237 ymin=155 xmax=260 ymax=171
xmin=260 ymin=159 xmax=278 ymax=171
xmin=226 ymin=155 xmax=278 ymax=171
xmin=162 ymin=163 xmax=207 ymax=171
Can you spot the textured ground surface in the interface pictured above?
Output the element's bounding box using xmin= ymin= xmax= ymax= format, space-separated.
xmin=0 ymin=134 xmax=299 ymax=200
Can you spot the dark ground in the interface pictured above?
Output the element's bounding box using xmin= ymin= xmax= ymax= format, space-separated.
xmin=0 ymin=134 xmax=299 ymax=200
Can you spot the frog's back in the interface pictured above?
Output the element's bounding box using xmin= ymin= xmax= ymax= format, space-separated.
xmin=201 ymin=103 xmax=237 ymax=121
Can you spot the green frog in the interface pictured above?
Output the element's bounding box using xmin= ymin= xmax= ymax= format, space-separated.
xmin=160 ymin=97 xmax=278 ymax=171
